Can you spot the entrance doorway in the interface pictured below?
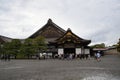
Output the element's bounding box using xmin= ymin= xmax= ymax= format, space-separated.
xmin=64 ymin=48 xmax=75 ymax=54
xmin=64 ymin=48 xmax=75 ymax=58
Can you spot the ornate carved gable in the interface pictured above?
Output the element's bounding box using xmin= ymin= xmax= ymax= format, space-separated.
xmin=56 ymin=28 xmax=91 ymax=45
xmin=29 ymin=19 xmax=66 ymax=42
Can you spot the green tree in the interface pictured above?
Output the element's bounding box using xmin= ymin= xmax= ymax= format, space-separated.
xmin=0 ymin=43 xmax=4 ymax=57
xmin=33 ymin=36 xmax=47 ymax=53
xmin=2 ymin=39 xmax=21 ymax=59
xmin=10 ymin=39 xmax=21 ymax=58
xmin=20 ymin=39 xmax=35 ymax=59
xmin=2 ymin=42 xmax=12 ymax=55
xmin=20 ymin=36 xmax=47 ymax=59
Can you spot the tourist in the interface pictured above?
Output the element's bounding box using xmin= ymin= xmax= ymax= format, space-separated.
xmin=96 ymin=51 xmax=101 ymax=61
xmin=69 ymin=54 xmax=73 ymax=60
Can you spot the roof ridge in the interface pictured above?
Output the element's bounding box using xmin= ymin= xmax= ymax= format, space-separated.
xmin=29 ymin=19 xmax=66 ymax=38
xmin=0 ymin=35 xmax=12 ymax=39
xmin=50 ymin=20 xmax=66 ymax=33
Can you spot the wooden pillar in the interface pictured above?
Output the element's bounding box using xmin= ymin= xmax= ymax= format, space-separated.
xmin=81 ymin=46 xmax=85 ymax=54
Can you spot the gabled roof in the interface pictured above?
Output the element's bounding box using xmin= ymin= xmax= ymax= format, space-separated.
xmin=29 ymin=19 xmax=66 ymax=39
xmin=56 ymin=28 xmax=91 ymax=45
xmin=93 ymin=48 xmax=108 ymax=51
xmin=0 ymin=35 xmax=25 ymax=44
xmin=0 ymin=37 xmax=5 ymax=44
xmin=0 ymin=35 xmax=12 ymax=43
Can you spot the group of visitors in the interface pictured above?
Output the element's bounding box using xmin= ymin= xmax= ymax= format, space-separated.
xmin=56 ymin=53 xmax=91 ymax=60
xmin=0 ymin=51 xmax=101 ymax=61
xmin=58 ymin=53 xmax=75 ymax=60
xmin=0 ymin=54 xmax=11 ymax=61
xmin=56 ymin=51 xmax=101 ymax=61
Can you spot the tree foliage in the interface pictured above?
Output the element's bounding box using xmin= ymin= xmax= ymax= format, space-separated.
xmin=2 ymin=39 xmax=21 ymax=58
xmin=11 ymin=39 xmax=21 ymax=57
xmin=20 ymin=38 xmax=35 ymax=59
xmin=20 ymin=36 xmax=47 ymax=59
xmin=0 ymin=36 xmax=47 ymax=59
xmin=2 ymin=42 xmax=12 ymax=55
xmin=33 ymin=36 xmax=47 ymax=53
xmin=0 ymin=43 xmax=4 ymax=55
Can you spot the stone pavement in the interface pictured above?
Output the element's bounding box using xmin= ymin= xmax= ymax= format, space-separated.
xmin=0 ymin=55 xmax=120 ymax=80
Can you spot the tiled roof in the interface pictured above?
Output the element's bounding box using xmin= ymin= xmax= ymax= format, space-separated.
xmin=0 ymin=35 xmax=12 ymax=43
xmin=29 ymin=19 xmax=66 ymax=38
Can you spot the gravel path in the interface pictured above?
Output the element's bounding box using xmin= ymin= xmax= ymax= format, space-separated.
xmin=0 ymin=55 xmax=120 ymax=80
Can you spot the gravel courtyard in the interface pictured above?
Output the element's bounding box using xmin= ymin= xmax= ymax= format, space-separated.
xmin=0 ymin=55 xmax=120 ymax=80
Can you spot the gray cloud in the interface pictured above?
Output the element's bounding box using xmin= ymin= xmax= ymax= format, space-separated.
xmin=0 ymin=0 xmax=120 ymax=46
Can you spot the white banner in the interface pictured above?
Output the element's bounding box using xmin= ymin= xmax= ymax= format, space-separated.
xmin=58 ymin=48 xmax=64 ymax=55
xmin=76 ymin=48 xmax=81 ymax=54
xmin=85 ymin=49 xmax=90 ymax=54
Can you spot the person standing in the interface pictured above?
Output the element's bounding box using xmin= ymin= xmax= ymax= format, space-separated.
xmin=96 ymin=51 xmax=101 ymax=61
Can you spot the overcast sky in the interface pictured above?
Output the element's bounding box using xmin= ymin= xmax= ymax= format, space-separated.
xmin=0 ymin=0 xmax=120 ymax=46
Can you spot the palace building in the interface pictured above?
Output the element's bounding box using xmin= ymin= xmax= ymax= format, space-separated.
xmin=29 ymin=19 xmax=91 ymax=57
